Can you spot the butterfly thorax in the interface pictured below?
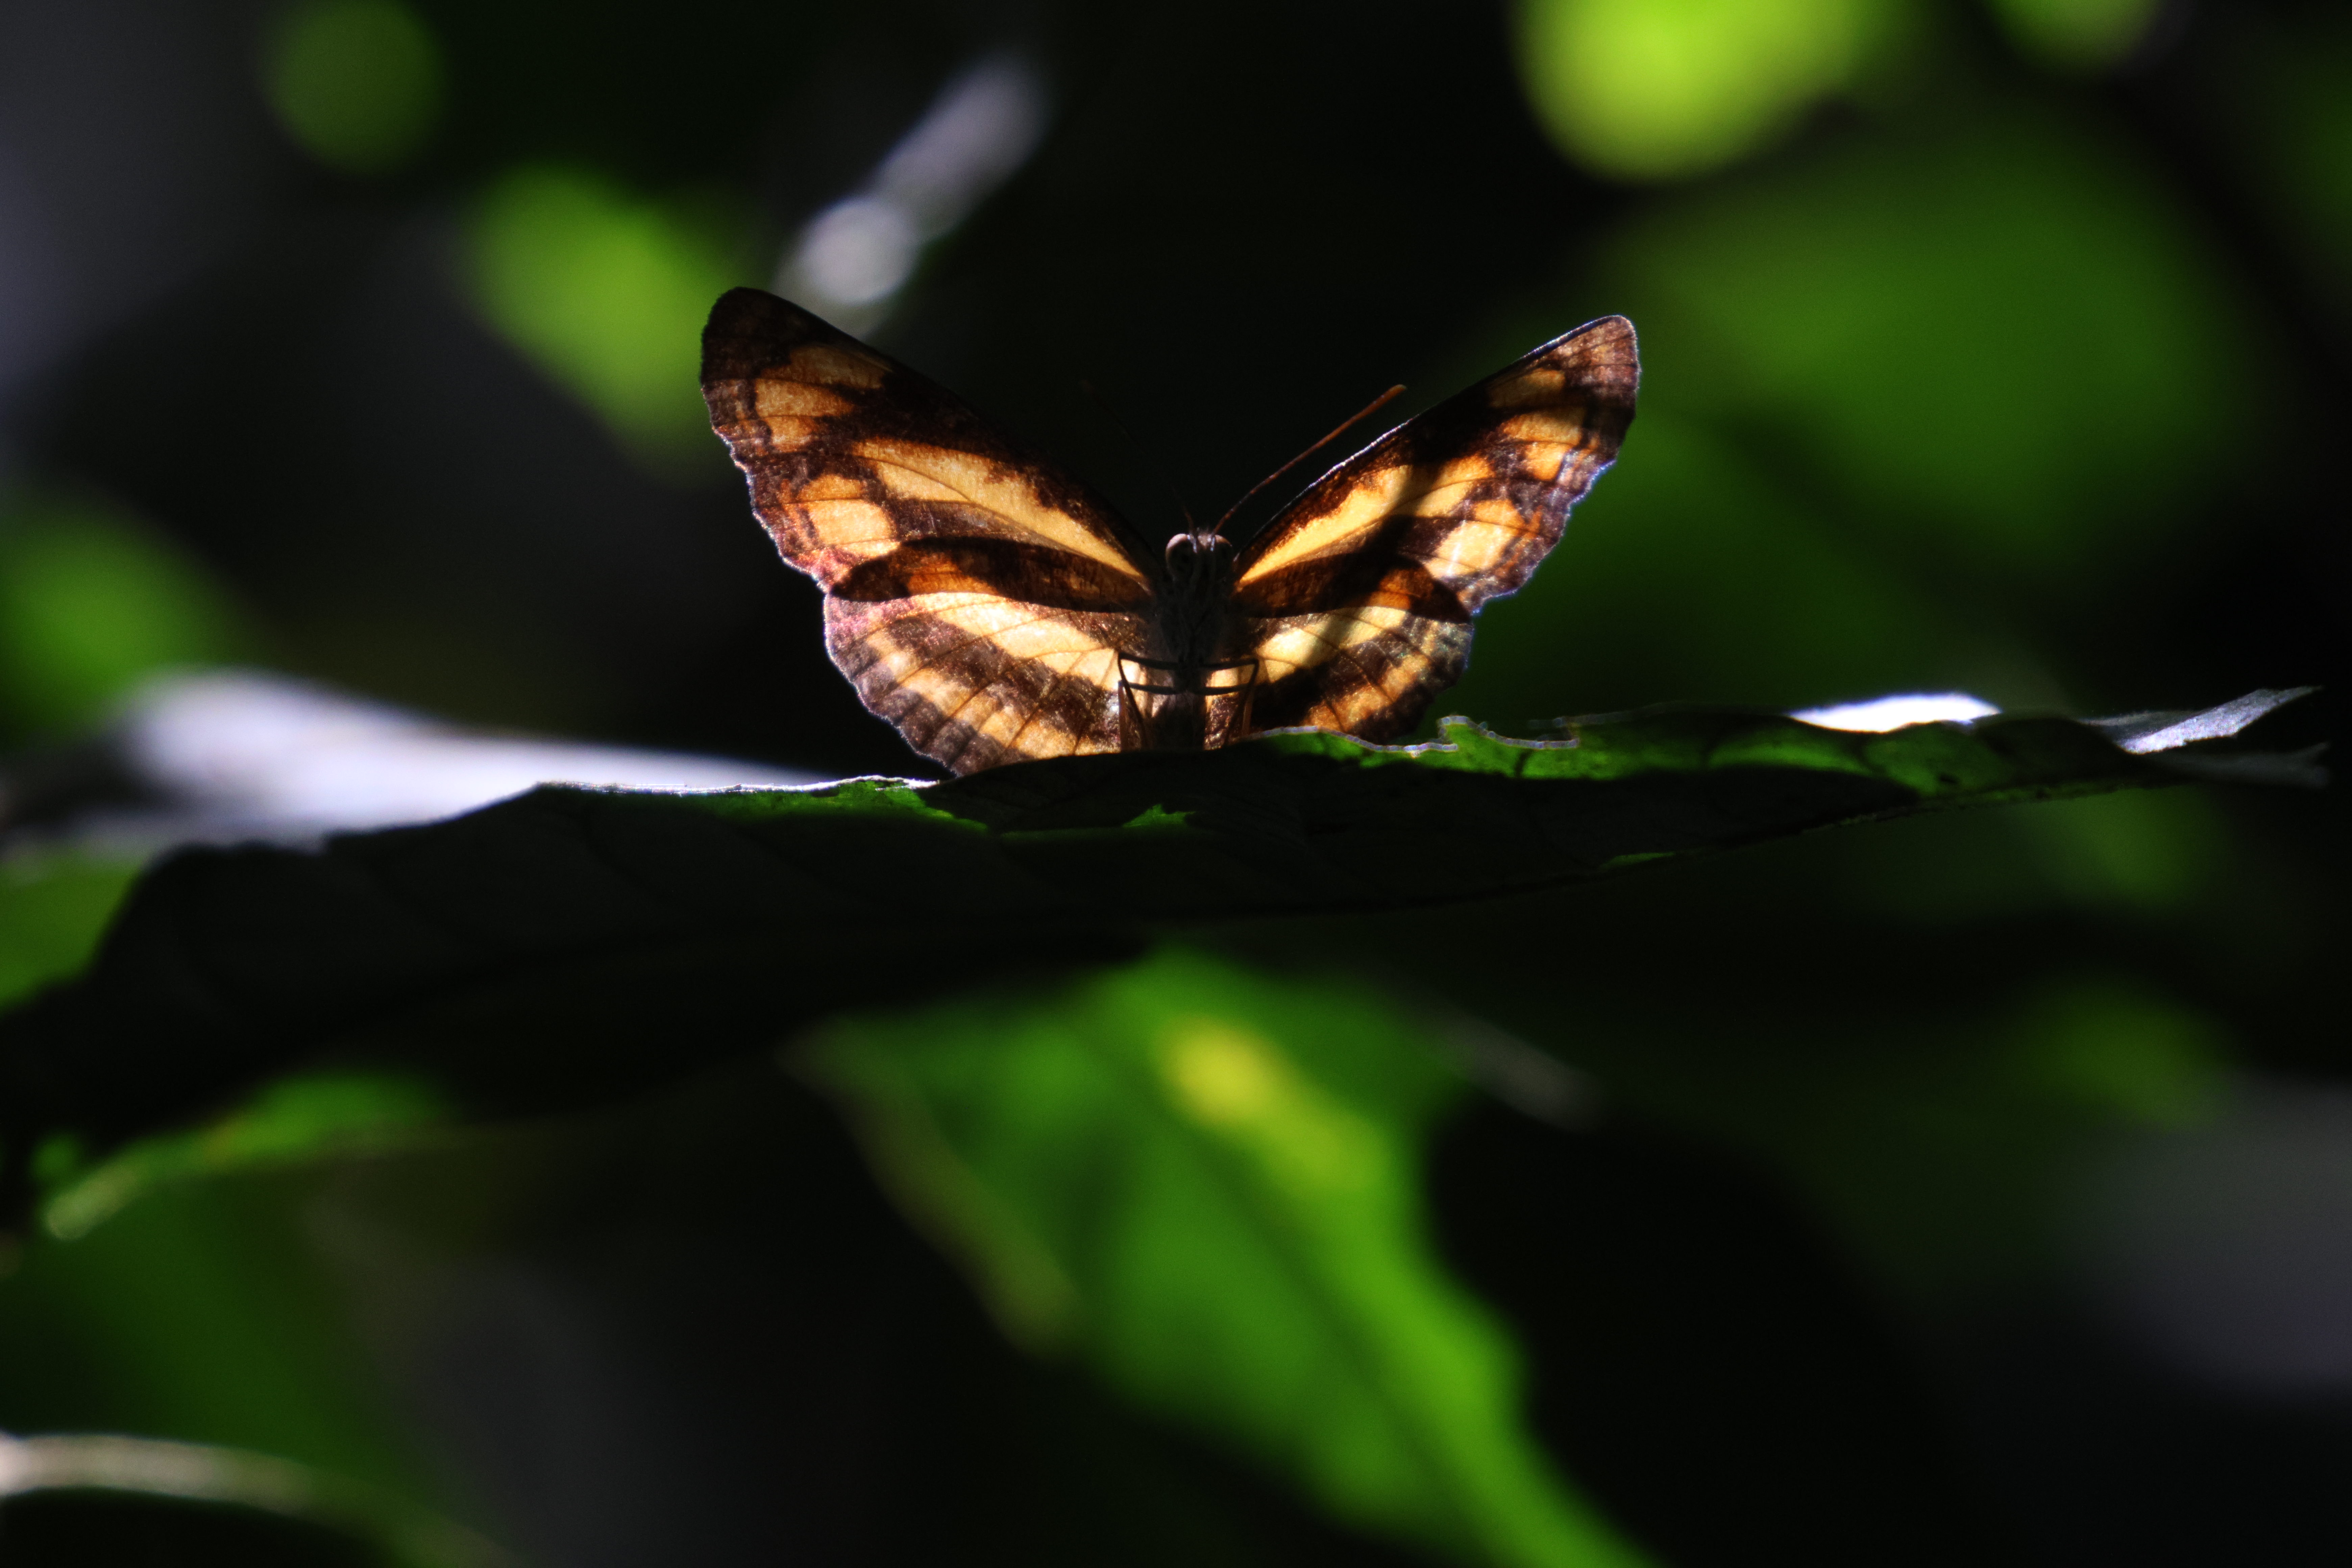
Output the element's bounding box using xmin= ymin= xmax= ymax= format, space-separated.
xmin=1123 ymin=530 xmax=1248 ymax=751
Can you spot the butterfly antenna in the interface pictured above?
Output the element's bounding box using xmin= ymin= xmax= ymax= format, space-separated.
xmin=1214 ymin=383 xmax=1406 ymax=536
xmin=1081 ymin=379 xmax=1198 ymax=533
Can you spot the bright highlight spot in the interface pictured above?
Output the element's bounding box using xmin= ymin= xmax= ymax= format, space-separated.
xmin=1158 ymin=1019 xmax=1380 ymax=1194
xmin=2093 ymin=688 xmax=2315 ymax=755
xmin=1986 ymin=0 xmax=2165 ymax=71
xmin=114 ymin=669 xmax=813 ymax=840
xmin=1161 ymin=1020 xmax=1282 ymax=1124
xmin=1515 ymin=0 xmax=1892 ymax=181
xmin=262 ymin=0 xmax=443 ymax=174
xmin=778 ymin=53 xmax=1048 ymax=329
xmin=469 ymin=167 xmax=740 ymax=469
xmin=1792 ymin=692 xmax=1999 ymax=732
xmin=797 ymin=197 xmax=923 ymax=307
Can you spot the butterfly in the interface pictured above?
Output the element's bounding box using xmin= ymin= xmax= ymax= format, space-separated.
xmin=700 ymin=288 xmax=1637 ymax=776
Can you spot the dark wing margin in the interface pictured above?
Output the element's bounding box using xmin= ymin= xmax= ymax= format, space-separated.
xmin=701 ymin=288 xmax=1157 ymax=775
xmin=1227 ymin=315 xmax=1638 ymax=742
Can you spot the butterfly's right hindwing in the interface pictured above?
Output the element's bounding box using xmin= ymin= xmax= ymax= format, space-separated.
xmin=702 ymin=288 xmax=1156 ymax=774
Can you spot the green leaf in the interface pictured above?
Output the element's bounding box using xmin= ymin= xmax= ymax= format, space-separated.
xmin=809 ymin=948 xmax=1648 ymax=1568
xmin=0 ymin=692 xmax=2310 ymax=1178
xmin=39 ymin=1069 xmax=450 ymax=1241
xmin=1512 ymin=0 xmax=1899 ymax=182
xmin=0 ymin=853 xmax=140 ymax=1012
xmin=1985 ymin=0 xmax=2166 ymax=71
xmin=0 ymin=492 xmax=253 ymax=742
xmin=466 ymin=165 xmax=746 ymax=472
xmin=262 ymin=0 xmax=444 ymax=176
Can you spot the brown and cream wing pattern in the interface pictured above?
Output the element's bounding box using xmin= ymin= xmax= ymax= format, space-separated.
xmin=1224 ymin=315 xmax=1638 ymax=742
xmin=701 ymin=288 xmax=1158 ymax=775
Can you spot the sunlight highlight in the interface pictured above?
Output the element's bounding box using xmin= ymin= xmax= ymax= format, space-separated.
xmin=776 ymin=53 xmax=1048 ymax=331
xmin=1791 ymin=692 xmax=1999 ymax=732
xmin=1157 ymin=1019 xmax=1381 ymax=1195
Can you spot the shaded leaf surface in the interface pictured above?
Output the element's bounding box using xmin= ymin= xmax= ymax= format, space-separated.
xmin=0 ymin=694 xmax=2308 ymax=1190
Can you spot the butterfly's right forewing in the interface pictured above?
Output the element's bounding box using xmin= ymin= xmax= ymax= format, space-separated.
xmin=703 ymin=288 xmax=1157 ymax=774
xmin=1226 ymin=316 xmax=1638 ymax=742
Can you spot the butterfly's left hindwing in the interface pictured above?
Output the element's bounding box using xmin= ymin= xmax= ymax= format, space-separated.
xmin=1229 ymin=316 xmax=1638 ymax=741
xmin=702 ymin=289 xmax=1157 ymax=775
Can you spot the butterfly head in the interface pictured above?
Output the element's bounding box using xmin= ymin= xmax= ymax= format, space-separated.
xmin=1163 ymin=530 xmax=1234 ymax=589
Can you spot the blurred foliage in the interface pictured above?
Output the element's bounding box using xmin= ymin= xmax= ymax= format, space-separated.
xmin=0 ymin=695 xmax=2289 ymax=1564
xmin=1514 ymin=0 xmax=1899 ymax=180
xmin=2020 ymin=980 xmax=2229 ymax=1129
xmin=1 ymin=0 xmax=2347 ymax=1562
xmin=2001 ymin=786 xmax=2226 ymax=911
xmin=41 ymin=1071 xmax=450 ymax=1243
xmin=1610 ymin=116 xmax=2249 ymax=576
xmin=814 ymin=950 xmax=1641 ymax=1568
xmin=1565 ymin=968 xmax=2237 ymax=1302
xmin=1985 ymin=0 xmax=2165 ymax=70
xmin=2244 ymin=19 xmax=2352 ymax=304
xmin=0 ymin=855 xmax=138 ymax=1012
xmin=0 ymin=493 xmax=252 ymax=743
xmin=263 ymin=0 xmax=446 ymax=175
xmin=1513 ymin=0 xmax=2170 ymax=187
xmin=0 ymin=1169 xmax=435 ymax=1528
xmin=467 ymin=167 xmax=752 ymax=470
xmin=1449 ymin=106 xmax=2262 ymax=724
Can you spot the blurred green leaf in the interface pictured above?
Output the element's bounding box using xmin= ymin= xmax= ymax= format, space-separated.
xmin=0 ymin=693 xmax=2300 ymax=1181
xmin=812 ymin=948 xmax=1645 ymax=1568
xmin=2003 ymin=785 xmax=2226 ymax=911
xmin=41 ymin=1070 xmax=450 ymax=1242
xmin=1513 ymin=0 xmax=1897 ymax=181
xmin=467 ymin=166 xmax=745 ymax=470
xmin=2243 ymin=20 xmax=2352 ymax=297
xmin=1985 ymin=0 xmax=2165 ymax=72
xmin=1597 ymin=114 xmax=2262 ymax=578
xmin=0 ymin=493 xmax=250 ymax=741
xmin=1444 ymin=414 xmax=1950 ymax=719
xmin=1564 ymin=971 xmax=2234 ymax=1301
xmin=2015 ymin=979 xmax=2228 ymax=1129
xmin=263 ymin=0 xmax=444 ymax=175
xmin=1833 ymin=782 xmax=2230 ymax=923
xmin=0 ymin=854 xmax=139 ymax=1013
xmin=0 ymin=1176 xmax=441 ymax=1531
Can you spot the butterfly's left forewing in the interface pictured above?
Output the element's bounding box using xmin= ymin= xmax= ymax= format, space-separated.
xmin=1228 ymin=316 xmax=1638 ymax=741
xmin=703 ymin=289 xmax=1158 ymax=775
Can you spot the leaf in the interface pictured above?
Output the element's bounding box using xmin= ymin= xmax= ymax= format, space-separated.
xmin=38 ymin=1069 xmax=450 ymax=1240
xmin=809 ymin=948 xmax=1649 ymax=1568
xmin=0 ymin=692 xmax=2311 ymax=1185
xmin=0 ymin=853 xmax=140 ymax=1012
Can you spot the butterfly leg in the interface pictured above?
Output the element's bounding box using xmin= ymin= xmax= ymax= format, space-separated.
xmin=1201 ymin=656 xmax=1261 ymax=749
xmin=1118 ymin=675 xmax=1149 ymax=751
xmin=1118 ymin=653 xmax=1216 ymax=751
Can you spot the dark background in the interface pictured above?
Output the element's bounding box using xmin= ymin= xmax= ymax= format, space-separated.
xmin=0 ymin=0 xmax=2347 ymax=1563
